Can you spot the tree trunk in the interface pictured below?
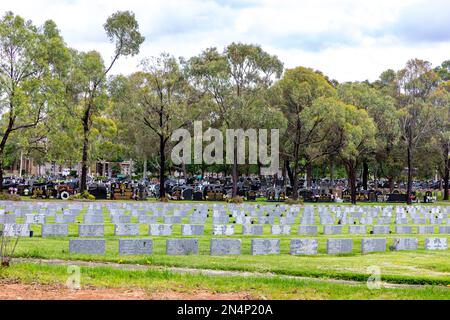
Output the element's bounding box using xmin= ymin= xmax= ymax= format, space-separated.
xmin=406 ymin=138 xmax=413 ymax=205
xmin=329 ymin=157 xmax=334 ymax=187
xmin=143 ymin=157 xmax=147 ymax=181
xmin=306 ymin=163 xmax=313 ymax=188
xmin=346 ymin=162 xmax=357 ymax=204
xmin=159 ymin=135 xmax=166 ymax=200
xmin=444 ymin=144 xmax=449 ymax=201
xmin=362 ymin=160 xmax=369 ymax=190
xmin=292 ymin=143 xmax=300 ymax=200
xmin=285 ymin=160 xmax=294 ymax=187
xmin=80 ymin=106 xmax=91 ymax=193
xmin=232 ymin=145 xmax=238 ymax=198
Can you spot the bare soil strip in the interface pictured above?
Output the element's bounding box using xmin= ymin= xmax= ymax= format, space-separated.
xmin=0 ymin=279 xmax=250 ymax=300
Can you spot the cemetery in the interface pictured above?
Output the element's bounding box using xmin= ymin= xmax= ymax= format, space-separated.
xmin=0 ymin=200 xmax=449 ymax=299
xmin=0 ymin=4 xmax=449 ymax=301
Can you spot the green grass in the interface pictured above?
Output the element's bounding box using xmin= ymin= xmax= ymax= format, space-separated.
xmin=1 ymin=262 xmax=449 ymax=300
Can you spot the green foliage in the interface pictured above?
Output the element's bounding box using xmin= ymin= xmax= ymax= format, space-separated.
xmin=69 ymin=191 xmax=95 ymax=201
xmin=0 ymin=193 xmax=21 ymax=201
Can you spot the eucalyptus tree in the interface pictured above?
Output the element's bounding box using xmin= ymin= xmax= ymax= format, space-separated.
xmin=337 ymin=82 xmax=401 ymax=190
xmin=271 ymin=67 xmax=337 ymax=200
xmin=332 ymin=101 xmax=377 ymax=204
xmin=187 ymin=43 xmax=283 ymax=197
xmin=125 ymin=54 xmax=200 ymax=199
xmin=64 ymin=11 xmax=144 ymax=192
xmin=395 ymin=59 xmax=441 ymax=204
xmin=0 ymin=12 xmax=69 ymax=188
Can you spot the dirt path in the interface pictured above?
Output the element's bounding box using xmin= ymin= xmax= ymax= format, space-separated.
xmin=0 ymin=279 xmax=250 ymax=300
xmin=12 ymin=258 xmax=450 ymax=289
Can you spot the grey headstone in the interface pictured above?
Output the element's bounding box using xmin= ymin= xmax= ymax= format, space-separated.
xmin=111 ymin=215 xmax=131 ymax=224
xmin=323 ymin=225 xmax=342 ymax=235
xmin=119 ymin=239 xmax=153 ymax=255
xmin=164 ymin=216 xmax=182 ymax=224
xmin=417 ymin=226 xmax=434 ymax=234
xmin=251 ymin=239 xmax=280 ymax=255
xmin=212 ymin=225 xmax=235 ymax=236
xmin=271 ymin=225 xmax=291 ymax=235
xmin=210 ymin=239 xmax=241 ymax=255
xmin=149 ymin=224 xmax=173 ymax=236
xmin=114 ymin=224 xmax=140 ymax=236
xmin=166 ymin=239 xmax=199 ymax=255
xmin=212 ymin=215 xmax=229 ymax=224
xmin=290 ymin=239 xmax=318 ymax=255
xmin=181 ymin=224 xmax=204 ymax=236
xmin=439 ymin=226 xmax=450 ymax=234
xmin=361 ymin=238 xmax=386 ymax=254
xmin=243 ymin=225 xmax=264 ymax=235
xmin=0 ymin=214 xmax=16 ymax=224
xmin=189 ymin=215 xmax=207 ymax=224
xmin=327 ymin=238 xmax=353 ymax=255
xmin=395 ymin=226 xmax=413 ymax=234
xmin=1 ymin=224 xmax=31 ymax=237
xmin=372 ymin=225 xmax=390 ymax=234
xmin=424 ymin=238 xmax=448 ymax=250
xmin=55 ymin=214 xmax=76 ymax=224
xmin=297 ymin=226 xmax=318 ymax=236
xmin=78 ymin=224 xmax=104 ymax=237
xmin=390 ymin=238 xmax=418 ymax=251
xmin=41 ymin=224 xmax=68 ymax=237
xmin=25 ymin=214 xmax=46 ymax=224
xmin=84 ymin=215 xmax=104 ymax=224
xmin=138 ymin=215 xmax=158 ymax=224
xmin=348 ymin=225 xmax=366 ymax=235
xmin=69 ymin=239 xmax=105 ymax=255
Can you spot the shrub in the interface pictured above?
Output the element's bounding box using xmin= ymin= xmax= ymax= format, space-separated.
xmin=159 ymin=196 xmax=169 ymax=203
xmin=69 ymin=191 xmax=95 ymax=201
xmin=0 ymin=193 xmax=21 ymax=201
xmin=0 ymin=225 xmax=19 ymax=268
xmin=227 ymin=196 xmax=244 ymax=204
xmin=285 ymin=198 xmax=304 ymax=205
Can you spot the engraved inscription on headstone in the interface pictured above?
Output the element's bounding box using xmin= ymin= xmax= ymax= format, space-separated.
xmin=119 ymin=239 xmax=153 ymax=255
xmin=326 ymin=238 xmax=353 ymax=254
xmin=290 ymin=239 xmax=318 ymax=255
xmin=361 ymin=238 xmax=386 ymax=254
xmin=166 ymin=239 xmax=199 ymax=255
xmin=69 ymin=239 xmax=105 ymax=255
xmin=251 ymin=239 xmax=280 ymax=255
xmin=210 ymin=239 xmax=241 ymax=255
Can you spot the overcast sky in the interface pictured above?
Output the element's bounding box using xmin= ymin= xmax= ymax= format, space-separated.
xmin=2 ymin=0 xmax=450 ymax=82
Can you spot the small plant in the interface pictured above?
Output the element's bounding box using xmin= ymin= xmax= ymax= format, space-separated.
xmin=285 ymin=198 xmax=304 ymax=205
xmin=69 ymin=191 xmax=96 ymax=201
xmin=227 ymin=196 xmax=244 ymax=204
xmin=0 ymin=223 xmax=20 ymax=268
xmin=159 ymin=196 xmax=169 ymax=203
xmin=0 ymin=193 xmax=21 ymax=201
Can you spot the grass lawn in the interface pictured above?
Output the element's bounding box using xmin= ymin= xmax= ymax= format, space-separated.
xmin=1 ymin=262 xmax=449 ymax=300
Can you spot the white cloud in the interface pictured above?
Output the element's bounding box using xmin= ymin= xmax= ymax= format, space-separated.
xmin=1 ymin=0 xmax=449 ymax=82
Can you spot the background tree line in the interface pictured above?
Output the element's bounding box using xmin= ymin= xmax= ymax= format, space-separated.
xmin=0 ymin=11 xmax=448 ymax=204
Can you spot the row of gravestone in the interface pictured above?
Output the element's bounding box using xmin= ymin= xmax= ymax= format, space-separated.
xmin=68 ymin=237 xmax=448 ymax=256
xmin=2 ymin=223 xmax=450 ymax=237
xmin=12 ymin=212 xmax=450 ymax=226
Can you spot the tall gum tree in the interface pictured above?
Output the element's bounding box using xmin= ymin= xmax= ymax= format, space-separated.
xmin=67 ymin=11 xmax=144 ymax=192
xmin=0 ymin=12 xmax=69 ymax=189
xmin=271 ymin=67 xmax=337 ymax=200
xmin=188 ymin=43 xmax=283 ymax=197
